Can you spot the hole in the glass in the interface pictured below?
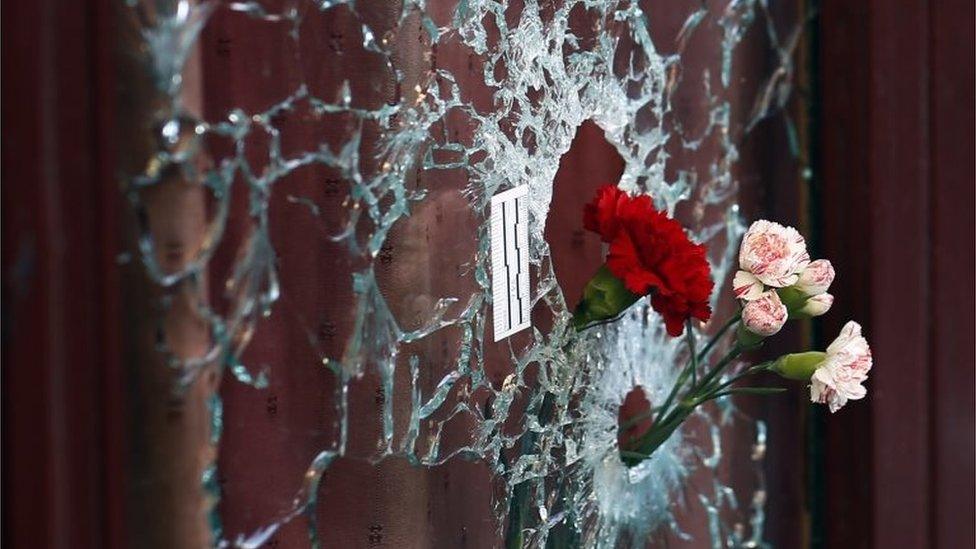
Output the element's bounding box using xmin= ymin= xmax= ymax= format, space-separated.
xmin=544 ymin=120 xmax=625 ymax=308
xmin=617 ymin=385 xmax=654 ymax=453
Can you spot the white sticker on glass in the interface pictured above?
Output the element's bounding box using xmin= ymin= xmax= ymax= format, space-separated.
xmin=490 ymin=186 xmax=531 ymax=342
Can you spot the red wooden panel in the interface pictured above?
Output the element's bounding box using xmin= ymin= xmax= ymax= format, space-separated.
xmin=1 ymin=0 xmax=122 ymax=547
xmin=818 ymin=1 xmax=874 ymax=546
xmin=868 ymin=1 xmax=933 ymax=547
xmin=820 ymin=1 xmax=975 ymax=547
xmin=930 ymin=0 xmax=976 ymax=546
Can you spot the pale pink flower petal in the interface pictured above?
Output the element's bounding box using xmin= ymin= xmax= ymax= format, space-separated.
xmin=811 ymin=367 xmax=867 ymax=413
xmin=798 ymin=293 xmax=833 ymax=317
xmin=795 ymin=259 xmax=835 ymax=296
xmin=825 ymin=321 xmax=873 ymax=378
xmin=810 ymin=321 xmax=873 ymax=412
xmin=738 ymin=220 xmax=811 ymax=288
xmin=733 ymin=270 xmax=764 ymax=301
xmin=742 ymin=290 xmax=788 ymax=337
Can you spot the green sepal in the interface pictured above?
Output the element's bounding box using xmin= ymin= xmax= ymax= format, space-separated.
xmin=735 ymin=322 xmax=766 ymax=349
xmin=571 ymin=265 xmax=640 ymax=330
xmin=771 ymin=351 xmax=826 ymax=381
xmin=777 ymin=286 xmax=810 ymax=313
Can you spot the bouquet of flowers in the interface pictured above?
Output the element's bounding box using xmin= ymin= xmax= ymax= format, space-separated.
xmin=572 ymin=185 xmax=874 ymax=466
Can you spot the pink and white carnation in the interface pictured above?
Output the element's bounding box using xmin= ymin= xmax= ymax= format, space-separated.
xmin=797 ymin=292 xmax=834 ymax=317
xmin=736 ymin=220 xmax=810 ymax=290
xmin=742 ymin=290 xmax=788 ymax=337
xmin=810 ymin=321 xmax=873 ymax=412
xmin=795 ymin=259 xmax=835 ymax=296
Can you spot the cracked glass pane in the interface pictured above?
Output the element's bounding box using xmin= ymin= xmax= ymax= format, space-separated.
xmin=120 ymin=0 xmax=813 ymax=546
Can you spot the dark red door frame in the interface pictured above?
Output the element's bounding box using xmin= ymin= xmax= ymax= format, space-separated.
xmin=818 ymin=0 xmax=975 ymax=547
xmin=2 ymin=0 xmax=123 ymax=548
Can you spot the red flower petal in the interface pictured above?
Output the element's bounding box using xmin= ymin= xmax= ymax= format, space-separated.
xmin=583 ymin=185 xmax=630 ymax=242
xmin=583 ymin=185 xmax=713 ymax=337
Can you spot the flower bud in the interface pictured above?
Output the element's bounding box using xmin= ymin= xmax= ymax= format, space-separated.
xmin=741 ymin=290 xmax=788 ymax=337
xmin=794 ymin=259 xmax=835 ymax=296
xmin=571 ymin=265 xmax=640 ymax=329
xmin=771 ymin=351 xmax=827 ymax=380
xmin=793 ymin=293 xmax=833 ymax=318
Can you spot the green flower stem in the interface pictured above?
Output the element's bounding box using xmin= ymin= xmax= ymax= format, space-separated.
xmin=695 ymin=343 xmax=744 ymax=394
xmin=696 ymin=312 xmax=741 ymax=363
xmin=707 ymin=386 xmax=786 ymax=399
xmin=622 ymin=404 xmax=695 ymax=465
xmin=686 ymin=319 xmax=699 ymax=386
xmin=653 ymin=316 xmax=741 ymax=426
xmin=653 ymin=358 xmax=695 ymax=425
xmin=623 ymin=340 xmax=747 ymax=464
xmin=702 ymin=361 xmax=774 ymax=397
xmin=626 ymin=398 xmax=693 ymax=458
xmin=624 ymin=379 xmax=785 ymax=464
xmin=504 ymin=392 xmax=554 ymax=549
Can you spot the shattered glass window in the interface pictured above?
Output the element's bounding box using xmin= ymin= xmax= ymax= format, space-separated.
xmin=120 ymin=0 xmax=814 ymax=546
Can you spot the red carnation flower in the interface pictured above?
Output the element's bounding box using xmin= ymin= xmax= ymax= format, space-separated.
xmin=583 ymin=185 xmax=638 ymax=242
xmin=581 ymin=185 xmax=714 ymax=337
